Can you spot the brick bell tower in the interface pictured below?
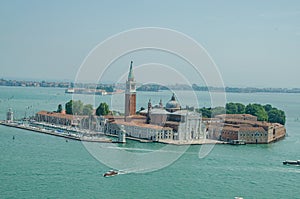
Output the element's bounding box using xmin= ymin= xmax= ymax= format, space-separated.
xmin=125 ymin=61 xmax=136 ymax=117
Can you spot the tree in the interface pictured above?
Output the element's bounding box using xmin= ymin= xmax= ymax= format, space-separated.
xmin=236 ymin=103 xmax=245 ymax=114
xmin=65 ymin=100 xmax=84 ymax=115
xmin=96 ymin=102 xmax=109 ymax=116
xmin=65 ymin=100 xmax=73 ymax=114
xmin=57 ymin=104 xmax=63 ymax=113
xmin=197 ymin=102 xmax=285 ymax=124
xmin=226 ymin=102 xmax=245 ymax=114
xmin=263 ymin=104 xmax=273 ymax=112
xmin=73 ymin=100 xmax=84 ymax=115
xmin=83 ymin=104 xmax=93 ymax=115
xmin=211 ymin=106 xmax=226 ymax=117
xmin=198 ymin=107 xmax=212 ymax=118
xmin=226 ymin=103 xmax=238 ymax=114
xmin=267 ymin=108 xmax=286 ymax=125
xmin=245 ymin=103 xmax=268 ymax=121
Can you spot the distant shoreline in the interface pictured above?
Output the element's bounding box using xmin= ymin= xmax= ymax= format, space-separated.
xmin=1 ymin=78 xmax=300 ymax=94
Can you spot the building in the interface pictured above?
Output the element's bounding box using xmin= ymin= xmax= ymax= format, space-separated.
xmin=215 ymin=114 xmax=257 ymax=121
xmin=206 ymin=114 xmax=286 ymax=144
xmin=124 ymin=61 xmax=136 ymax=117
xmin=106 ymin=120 xmax=173 ymax=141
xmin=35 ymin=111 xmax=107 ymax=132
xmin=34 ymin=61 xmax=206 ymax=143
xmin=104 ymin=61 xmax=206 ymax=142
xmin=35 ymin=111 xmax=77 ymax=126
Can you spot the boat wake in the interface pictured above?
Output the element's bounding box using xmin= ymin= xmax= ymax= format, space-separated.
xmin=84 ymin=142 xmax=190 ymax=174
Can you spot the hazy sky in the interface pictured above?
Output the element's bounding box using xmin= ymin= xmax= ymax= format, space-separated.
xmin=1 ymin=0 xmax=300 ymax=88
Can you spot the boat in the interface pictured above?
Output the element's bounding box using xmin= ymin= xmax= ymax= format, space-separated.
xmin=229 ymin=140 xmax=246 ymax=145
xmin=103 ymin=170 xmax=118 ymax=177
xmin=282 ymin=160 xmax=300 ymax=165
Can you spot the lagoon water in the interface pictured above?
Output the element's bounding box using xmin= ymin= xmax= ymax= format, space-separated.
xmin=0 ymin=86 xmax=300 ymax=198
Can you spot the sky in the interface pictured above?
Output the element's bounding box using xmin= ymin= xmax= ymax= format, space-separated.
xmin=0 ymin=0 xmax=300 ymax=88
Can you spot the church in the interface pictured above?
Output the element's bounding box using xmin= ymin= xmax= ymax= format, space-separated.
xmin=105 ymin=61 xmax=206 ymax=143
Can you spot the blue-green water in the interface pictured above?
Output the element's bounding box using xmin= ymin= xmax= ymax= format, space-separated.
xmin=1 ymin=86 xmax=300 ymax=198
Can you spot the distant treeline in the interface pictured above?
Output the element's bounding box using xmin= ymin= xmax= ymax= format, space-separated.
xmin=192 ymin=84 xmax=300 ymax=93
xmin=134 ymin=83 xmax=300 ymax=93
xmin=96 ymin=85 xmax=114 ymax=92
xmin=136 ymin=84 xmax=169 ymax=92
xmin=197 ymin=102 xmax=286 ymax=125
xmin=1 ymin=78 xmax=299 ymax=93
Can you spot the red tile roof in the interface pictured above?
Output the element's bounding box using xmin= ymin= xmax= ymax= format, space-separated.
xmin=111 ymin=120 xmax=172 ymax=130
xmin=36 ymin=110 xmax=83 ymax=120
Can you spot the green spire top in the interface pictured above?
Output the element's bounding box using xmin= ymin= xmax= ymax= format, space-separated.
xmin=128 ymin=61 xmax=134 ymax=80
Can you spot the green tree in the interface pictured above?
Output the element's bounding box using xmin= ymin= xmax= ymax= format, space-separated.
xmin=263 ymin=104 xmax=273 ymax=112
xmin=226 ymin=102 xmax=238 ymax=114
xmin=267 ymin=108 xmax=286 ymax=125
xmin=57 ymin=104 xmax=63 ymax=113
xmin=198 ymin=107 xmax=212 ymax=118
xmin=65 ymin=100 xmax=84 ymax=115
xmin=65 ymin=100 xmax=73 ymax=114
xmin=96 ymin=102 xmax=109 ymax=116
xmin=245 ymin=103 xmax=268 ymax=121
xmin=73 ymin=100 xmax=84 ymax=115
xmin=83 ymin=104 xmax=93 ymax=115
xmin=211 ymin=106 xmax=226 ymax=117
xmin=236 ymin=103 xmax=245 ymax=114
xmin=226 ymin=102 xmax=245 ymax=114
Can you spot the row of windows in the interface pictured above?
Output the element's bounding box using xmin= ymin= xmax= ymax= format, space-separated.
xmin=222 ymin=131 xmax=237 ymax=134
xmin=157 ymin=132 xmax=173 ymax=139
xmin=156 ymin=134 xmax=173 ymax=139
xmin=240 ymin=133 xmax=267 ymax=137
xmin=107 ymin=124 xmax=174 ymax=140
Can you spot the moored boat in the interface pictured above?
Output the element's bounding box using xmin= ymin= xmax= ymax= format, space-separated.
xmin=229 ymin=140 xmax=246 ymax=145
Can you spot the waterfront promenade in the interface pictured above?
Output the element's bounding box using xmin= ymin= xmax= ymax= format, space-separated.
xmin=158 ymin=139 xmax=227 ymax=145
xmin=0 ymin=120 xmax=227 ymax=145
xmin=0 ymin=121 xmax=112 ymax=143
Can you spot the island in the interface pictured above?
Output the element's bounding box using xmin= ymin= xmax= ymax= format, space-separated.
xmin=0 ymin=61 xmax=287 ymax=145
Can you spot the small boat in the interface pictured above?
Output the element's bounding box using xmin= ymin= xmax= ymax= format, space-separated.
xmin=103 ymin=170 xmax=118 ymax=177
xmin=282 ymin=160 xmax=300 ymax=165
xmin=229 ymin=140 xmax=246 ymax=145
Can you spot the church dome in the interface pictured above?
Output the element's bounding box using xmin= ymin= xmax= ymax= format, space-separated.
xmin=166 ymin=93 xmax=180 ymax=112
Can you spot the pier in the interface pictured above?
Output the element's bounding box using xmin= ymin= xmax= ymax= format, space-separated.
xmin=0 ymin=120 xmax=156 ymax=144
xmin=0 ymin=121 xmax=112 ymax=143
xmin=0 ymin=120 xmax=228 ymax=145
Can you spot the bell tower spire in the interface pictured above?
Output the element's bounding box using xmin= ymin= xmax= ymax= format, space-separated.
xmin=125 ymin=61 xmax=136 ymax=117
xmin=128 ymin=61 xmax=134 ymax=81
